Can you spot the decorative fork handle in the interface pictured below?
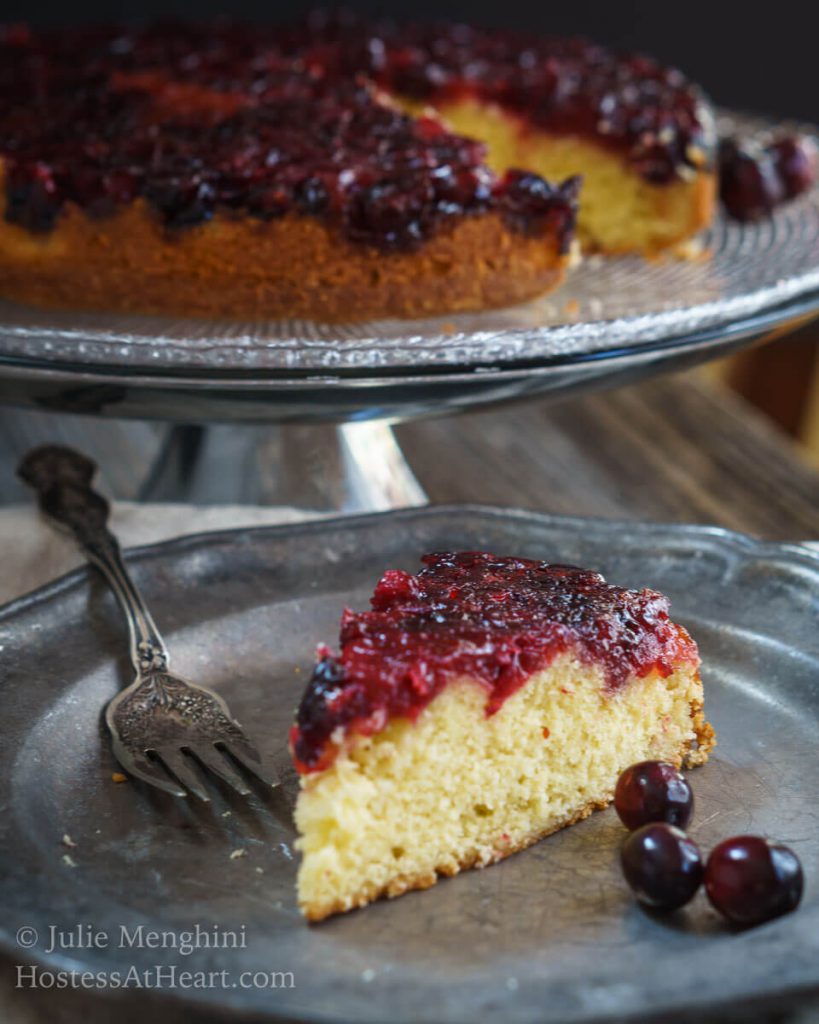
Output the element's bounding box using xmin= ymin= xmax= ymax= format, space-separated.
xmin=17 ymin=445 xmax=169 ymax=678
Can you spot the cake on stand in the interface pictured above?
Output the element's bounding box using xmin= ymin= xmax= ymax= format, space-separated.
xmin=2 ymin=121 xmax=819 ymax=511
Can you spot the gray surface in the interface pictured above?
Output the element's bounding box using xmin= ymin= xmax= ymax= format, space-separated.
xmin=1 ymin=505 xmax=819 ymax=1024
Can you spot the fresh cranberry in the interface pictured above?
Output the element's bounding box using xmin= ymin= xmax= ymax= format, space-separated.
xmin=704 ymin=836 xmax=803 ymax=927
xmin=768 ymin=135 xmax=817 ymax=199
xmin=621 ymin=824 xmax=703 ymax=910
xmin=719 ymin=139 xmax=784 ymax=222
xmin=614 ymin=761 xmax=693 ymax=831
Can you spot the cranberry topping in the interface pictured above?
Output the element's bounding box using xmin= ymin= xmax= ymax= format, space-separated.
xmin=0 ymin=17 xmax=709 ymax=244
xmin=615 ymin=760 xmax=694 ymax=831
xmin=295 ymin=13 xmax=713 ymax=185
xmin=499 ymin=169 xmax=581 ymax=243
xmin=704 ymin=836 xmax=803 ymax=927
xmin=719 ymin=134 xmax=816 ymax=222
xmin=621 ymin=823 xmax=703 ymax=910
xmin=290 ymin=551 xmax=698 ymax=773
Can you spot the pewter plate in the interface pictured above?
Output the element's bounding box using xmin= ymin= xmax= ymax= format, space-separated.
xmin=2 ymin=506 xmax=819 ymax=1024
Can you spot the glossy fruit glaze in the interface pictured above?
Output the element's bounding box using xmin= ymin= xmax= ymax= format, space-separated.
xmin=0 ymin=11 xmax=711 ymax=245
xmin=289 ymin=10 xmax=713 ymax=184
xmin=290 ymin=551 xmax=698 ymax=773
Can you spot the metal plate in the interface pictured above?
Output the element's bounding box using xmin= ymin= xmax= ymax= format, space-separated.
xmin=1 ymin=505 xmax=819 ymax=1023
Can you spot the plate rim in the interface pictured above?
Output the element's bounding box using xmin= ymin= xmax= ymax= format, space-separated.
xmin=2 ymin=287 xmax=819 ymax=389
xmin=3 ymin=504 xmax=819 ymax=623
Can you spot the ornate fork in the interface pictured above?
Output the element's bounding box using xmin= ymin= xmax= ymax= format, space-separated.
xmin=18 ymin=445 xmax=278 ymax=801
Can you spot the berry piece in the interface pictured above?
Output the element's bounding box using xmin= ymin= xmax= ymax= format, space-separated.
xmin=719 ymin=138 xmax=784 ymax=222
xmin=704 ymin=836 xmax=803 ymax=927
xmin=498 ymin=170 xmax=580 ymax=249
xmin=621 ymin=823 xmax=703 ymax=910
xmin=768 ymin=135 xmax=817 ymax=199
xmin=614 ymin=760 xmax=694 ymax=830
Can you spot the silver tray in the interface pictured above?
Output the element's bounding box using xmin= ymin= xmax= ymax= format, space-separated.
xmin=1 ymin=506 xmax=819 ymax=1023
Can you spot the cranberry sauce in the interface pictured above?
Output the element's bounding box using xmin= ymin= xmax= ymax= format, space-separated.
xmin=0 ymin=20 xmax=579 ymax=249
xmin=290 ymin=551 xmax=698 ymax=773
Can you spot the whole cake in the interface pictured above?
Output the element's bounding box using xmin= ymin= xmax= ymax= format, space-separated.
xmin=290 ymin=551 xmax=715 ymax=921
xmin=0 ymin=16 xmax=715 ymax=321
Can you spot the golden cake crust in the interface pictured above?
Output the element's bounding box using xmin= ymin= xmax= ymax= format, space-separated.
xmin=0 ymin=174 xmax=568 ymax=321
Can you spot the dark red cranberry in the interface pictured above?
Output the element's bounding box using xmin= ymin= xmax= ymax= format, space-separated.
xmin=143 ymin=175 xmax=215 ymax=228
xmin=501 ymin=169 xmax=556 ymax=231
xmin=704 ymin=836 xmax=803 ymax=927
xmin=614 ymin=760 xmax=693 ymax=831
xmin=431 ymin=165 xmax=490 ymax=215
xmin=346 ymin=178 xmax=431 ymax=250
xmin=499 ymin=170 xmax=580 ymax=248
xmin=620 ymin=824 xmax=703 ymax=910
xmin=295 ymin=175 xmax=330 ymax=215
xmin=246 ymin=182 xmax=292 ymax=220
xmin=4 ymin=161 xmax=61 ymax=232
xmin=719 ymin=138 xmax=784 ymax=222
xmin=768 ymin=135 xmax=817 ymax=199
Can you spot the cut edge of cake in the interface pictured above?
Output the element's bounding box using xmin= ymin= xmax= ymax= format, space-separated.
xmin=293 ymin=645 xmax=714 ymax=922
xmin=415 ymin=98 xmax=717 ymax=257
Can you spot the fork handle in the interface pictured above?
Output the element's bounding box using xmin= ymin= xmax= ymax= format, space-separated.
xmin=17 ymin=445 xmax=170 ymax=677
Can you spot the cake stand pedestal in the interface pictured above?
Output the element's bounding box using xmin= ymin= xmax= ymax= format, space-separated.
xmin=137 ymin=420 xmax=427 ymax=511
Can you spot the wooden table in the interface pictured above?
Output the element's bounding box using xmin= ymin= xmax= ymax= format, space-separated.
xmin=1 ymin=367 xmax=818 ymax=1024
xmin=397 ymin=371 xmax=819 ymax=541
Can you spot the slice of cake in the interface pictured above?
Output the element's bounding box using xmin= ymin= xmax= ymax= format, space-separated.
xmin=290 ymin=551 xmax=715 ymax=921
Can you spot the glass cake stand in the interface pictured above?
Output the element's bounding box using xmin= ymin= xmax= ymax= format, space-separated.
xmin=2 ymin=113 xmax=818 ymax=509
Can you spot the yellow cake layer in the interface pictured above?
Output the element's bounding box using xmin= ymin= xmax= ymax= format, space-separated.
xmin=295 ymin=651 xmax=713 ymax=921
xmin=398 ymin=97 xmax=715 ymax=255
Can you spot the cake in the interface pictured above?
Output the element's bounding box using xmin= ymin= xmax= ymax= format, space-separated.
xmin=0 ymin=16 xmax=716 ymax=321
xmin=290 ymin=551 xmax=715 ymax=921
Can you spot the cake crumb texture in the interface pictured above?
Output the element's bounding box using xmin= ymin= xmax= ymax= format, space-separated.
xmin=296 ymin=652 xmax=713 ymax=921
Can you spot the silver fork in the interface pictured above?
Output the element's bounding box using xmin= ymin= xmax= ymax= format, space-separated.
xmin=18 ymin=444 xmax=279 ymax=801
